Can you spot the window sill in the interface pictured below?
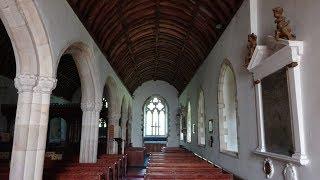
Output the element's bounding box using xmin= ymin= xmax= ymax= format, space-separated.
xmin=254 ymin=149 xmax=309 ymax=166
xmin=220 ymin=150 xmax=238 ymax=158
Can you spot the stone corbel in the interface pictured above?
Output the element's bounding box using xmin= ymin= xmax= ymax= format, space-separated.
xmin=14 ymin=74 xmax=37 ymax=93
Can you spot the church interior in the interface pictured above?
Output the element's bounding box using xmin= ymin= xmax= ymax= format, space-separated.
xmin=0 ymin=0 xmax=318 ymax=179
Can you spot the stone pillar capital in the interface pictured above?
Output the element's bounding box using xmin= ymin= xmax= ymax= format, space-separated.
xmin=14 ymin=74 xmax=37 ymax=93
xmin=34 ymin=76 xmax=57 ymax=94
xmin=94 ymin=100 xmax=103 ymax=112
xmin=109 ymin=113 xmax=121 ymax=120
xmin=81 ymin=100 xmax=103 ymax=112
xmin=81 ymin=101 xmax=95 ymax=112
xmin=108 ymin=113 xmax=121 ymax=125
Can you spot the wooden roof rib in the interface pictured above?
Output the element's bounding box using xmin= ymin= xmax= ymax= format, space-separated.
xmin=67 ymin=0 xmax=244 ymax=93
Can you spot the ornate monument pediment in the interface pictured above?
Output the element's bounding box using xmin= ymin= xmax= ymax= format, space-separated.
xmin=248 ymin=36 xmax=303 ymax=79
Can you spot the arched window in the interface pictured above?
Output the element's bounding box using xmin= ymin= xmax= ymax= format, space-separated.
xmin=218 ymin=61 xmax=239 ymax=154
xmin=144 ymin=96 xmax=167 ymax=137
xmin=198 ymin=90 xmax=205 ymax=145
xmin=187 ymin=101 xmax=192 ymax=143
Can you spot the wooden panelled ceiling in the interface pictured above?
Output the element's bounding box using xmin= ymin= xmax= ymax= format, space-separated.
xmin=67 ymin=0 xmax=244 ymax=93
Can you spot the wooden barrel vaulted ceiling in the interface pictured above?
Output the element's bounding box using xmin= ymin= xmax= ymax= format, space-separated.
xmin=67 ymin=0 xmax=244 ymax=93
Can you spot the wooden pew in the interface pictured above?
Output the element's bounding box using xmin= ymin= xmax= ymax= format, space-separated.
xmin=46 ymin=171 xmax=105 ymax=180
xmin=145 ymin=148 xmax=233 ymax=180
xmin=0 ymin=162 xmax=9 ymax=180
xmin=99 ymin=154 xmax=128 ymax=179
xmin=44 ymin=154 xmax=126 ymax=180
xmin=2 ymin=154 xmax=127 ymax=180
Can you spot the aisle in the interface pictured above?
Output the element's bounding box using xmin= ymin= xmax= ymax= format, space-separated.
xmin=125 ymin=154 xmax=148 ymax=180
xmin=125 ymin=167 xmax=146 ymax=180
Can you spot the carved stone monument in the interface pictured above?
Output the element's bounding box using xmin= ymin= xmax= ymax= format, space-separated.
xmin=284 ymin=163 xmax=298 ymax=180
xmin=273 ymin=7 xmax=296 ymax=40
xmin=244 ymin=33 xmax=257 ymax=67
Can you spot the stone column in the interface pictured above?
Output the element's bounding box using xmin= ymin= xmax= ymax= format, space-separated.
xmin=107 ymin=114 xmax=120 ymax=154
xmin=79 ymin=101 xmax=102 ymax=163
xmin=10 ymin=75 xmax=56 ymax=180
xmin=121 ymin=118 xmax=128 ymax=154
xmin=32 ymin=77 xmax=57 ymax=179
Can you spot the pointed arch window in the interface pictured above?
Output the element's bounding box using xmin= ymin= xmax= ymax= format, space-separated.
xmin=218 ymin=62 xmax=239 ymax=155
xmin=187 ymin=101 xmax=192 ymax=143
xmin=198 ymin=90 xmax=206 ymax=145
xmin=144 ymin=96 xmax=167 ymax=137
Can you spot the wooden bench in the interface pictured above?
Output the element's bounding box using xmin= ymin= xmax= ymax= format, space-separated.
xmin=145 ymin=148 xmax=233 ymax=180
xmin=44 ymin=154 xmax=127 ymax=180
xmin=0 ymin=162 xmax=9 ymax=180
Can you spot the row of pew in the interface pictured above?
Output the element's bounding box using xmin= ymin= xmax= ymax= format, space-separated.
xmin=0 ymin=154 xmax=127 ymax=180
xmin=145 ymin=147 xmax=234 ymax=180
xmin=0 ymin=160 xmax=9 ymax=180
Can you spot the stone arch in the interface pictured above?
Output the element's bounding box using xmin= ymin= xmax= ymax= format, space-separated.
xmin=55 ymin=42 xmax=102 ymax=163
xmin=58 ymin=42 xmax=102 ymax=106
xmin=126 ymin=103 xmax=132 ymax=146
xmin=104 ymin=76 xmax=120 ymax=154
xmin=120 ymin=96 xmax=128 ymax=127
xmin=105 ymin=76 xmax=119 ymax=123
xmin=119 ymin=96 xmax=128 ymax=154
xmin=0 ymin=1 xmax=56 ymax=179
xmin=0 ymin=0 xmax=54 ymax=77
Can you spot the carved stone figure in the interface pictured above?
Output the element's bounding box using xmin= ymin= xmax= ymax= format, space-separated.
xmin=283 ymin=163 xmax=298 ymax=180
xmin=273 ymin=7 xmax=296 ymax=40
xmin=244 ymin=33 xmax=257 ymax=67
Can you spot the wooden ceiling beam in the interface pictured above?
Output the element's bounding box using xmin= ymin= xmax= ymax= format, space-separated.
xmin=66 ymin=0 xmax=244 ymax=93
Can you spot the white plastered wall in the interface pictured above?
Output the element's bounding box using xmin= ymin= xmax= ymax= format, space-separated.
xmin=179 ymin=0 xmax=320 ymax=179
xmin=132 ymin=80 xmax=179 ymax=148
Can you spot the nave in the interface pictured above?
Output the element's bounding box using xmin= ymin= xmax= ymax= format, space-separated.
xmin=0 ymin=0 xmax=320 ymax=180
